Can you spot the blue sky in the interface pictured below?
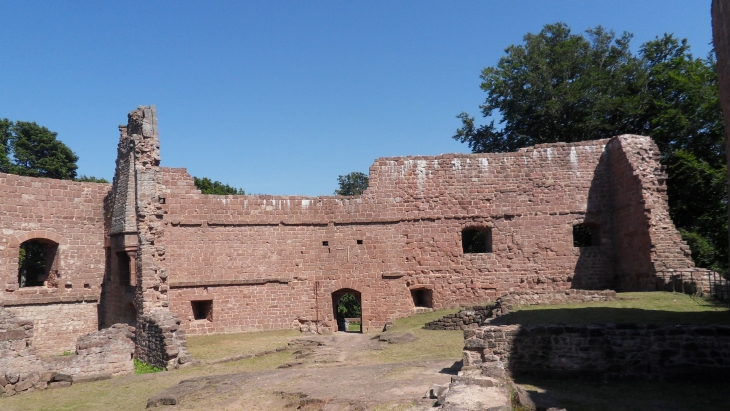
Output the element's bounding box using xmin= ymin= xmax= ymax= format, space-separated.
xmin=0 ymin=1 xmax=712 ymax=195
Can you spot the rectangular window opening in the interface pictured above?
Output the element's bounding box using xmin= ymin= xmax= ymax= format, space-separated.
xmin=573 ymin=224 xmax=600 ymax=247
xmin=322 ymin=241 xmax=329 ymax=246
xmin=462 ymin=228 xmax=492 ymax=254
xmin=356 ymin=240 xmax=363 ymax=245
xmin=116 ymin=252 xmax=131 ymax=285
xmin=411 ymin=289 xmax=433 ymax=308
xmin=192 ymin=300 xmax=213 ymax=321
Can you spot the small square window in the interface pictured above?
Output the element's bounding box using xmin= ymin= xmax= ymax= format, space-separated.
xmin=322 ymin=241 xmax=329 ymax=246
xmin=462 ymin=228 xmax=492 ymax=254
xmin=357 ymin=240 xmax=363 ymax=245
xmin=411 ymin=289 xmax=433 ymax=308
xmin=191 ymin=300 xmax=212 ymax=321
xmin=573 ymin=224 xmax=600 ymax=247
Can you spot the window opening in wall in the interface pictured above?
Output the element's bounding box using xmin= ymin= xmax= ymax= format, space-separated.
xmin=18 ymin=239 xmax=58 ymax=287
xmin=322 ymin=241 xmax=329 ymax=246
xmin=411 ymin=288 xmax=433 ymax=308
xmin=357 ymin=239 xmax=363 ymax=245
xmin=462 ymin=228 xmax=492 ymax=254
xmin=191 ymin=300 xmax=213 ymax=321
xmin=573 ymin=224 xmax=600 ymax=247
xmin=332 ymin=289 xmax=362 ymax=333
xmin=117 ymin=252 xmax=131 ymax=285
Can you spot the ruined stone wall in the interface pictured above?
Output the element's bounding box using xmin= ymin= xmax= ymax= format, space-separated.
xmin=5 ymin=303 xmax=98 ymax=356
xmin=155 ymin=136 xmax=698 ymax=334
xmin=463 ymin=324 xmax=730 ymax=381
xmin=0 ymin=172 xmax=110 ymax=354
xmin=0 ymin=309 xmax=134 ymax=396
xmin=607 ymin=136 xmax=702 ymax=291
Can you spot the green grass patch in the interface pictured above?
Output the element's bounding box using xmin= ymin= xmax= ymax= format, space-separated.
xmin=366 ymin=307 xmax=464 ymax=364
xmin=134 ymin=359 xmax=164 ymax=374
xmin=493 ymin=292 xmax=729 ymax=325
xmin=187 ymin=328 xmax=300 ymax=361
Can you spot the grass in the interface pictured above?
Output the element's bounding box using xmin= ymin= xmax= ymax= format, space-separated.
xmin=493 ymin=292 xmax=730 ymax=325
xmin=186 ymin=328 xmax=300 ymax=362
xmin=365 ymin=307 xmax=464 ymax=364
xmin=133 ymin=359 xmax=163 ymax=374
xmin=1 ymin=336 xmax=295 ymax=411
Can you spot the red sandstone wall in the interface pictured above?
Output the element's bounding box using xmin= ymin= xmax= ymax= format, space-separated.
xmin=0 ymin=172 xmax=110 ymax=353
xmin=160 ymin=139 xmax=621 ymax=333
xmin=607 ymin=136 xmax=697 ymax=291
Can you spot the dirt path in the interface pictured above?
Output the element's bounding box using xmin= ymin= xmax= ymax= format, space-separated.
xmin=148 ymin=332 xmax=457 ymax=410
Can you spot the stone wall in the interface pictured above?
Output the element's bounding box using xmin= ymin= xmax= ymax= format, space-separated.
xmin=0 ymin=173 xmax=110 ymax=303
xmin=158 ymin=135 xmax=693 ymax=335
xmin=135 ymin=308 xmax=193 ymax=370
xmin=5 ymin=302 xmax=98 ymax=356
xmin=0 ymin=309 xmax=134 ymax=396
xmin=463 ymin=324 xmax=730 ymax=381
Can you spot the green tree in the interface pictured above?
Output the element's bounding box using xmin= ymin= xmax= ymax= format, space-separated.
xmin=334 ymin=171 xmax=369 ymax=196
xmin=74 ymin=175 xmax=109 ymax=183
xmin=0 ymin=119 xmax=79 ymax=179
xmin=454 ymin=23 xmax=727 ymax=273
xmin=193 ymin=176 xmax=245 ymax=195
xmin=337 ymin=293 xmax=361 ymax=318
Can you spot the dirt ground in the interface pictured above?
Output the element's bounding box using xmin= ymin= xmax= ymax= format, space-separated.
xmin=148 ymin=332 xmax=457 ymax=410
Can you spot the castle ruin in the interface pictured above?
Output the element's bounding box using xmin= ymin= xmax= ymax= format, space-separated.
xmin=0 ymin=105 xmax=713 ymax=383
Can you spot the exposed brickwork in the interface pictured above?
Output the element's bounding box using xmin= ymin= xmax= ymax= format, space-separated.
xmin=463 ymin=324 xmax=730 ymax=381
xmin=5 ymin=303 xmax=98 ymax=356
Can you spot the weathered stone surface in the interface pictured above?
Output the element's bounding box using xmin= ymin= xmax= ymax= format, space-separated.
xmin=464 ymin=324 xmax=730 ymax=381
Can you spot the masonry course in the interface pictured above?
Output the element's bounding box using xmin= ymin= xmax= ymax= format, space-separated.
xmin=0 ymin=106 xmax=717 ymax=393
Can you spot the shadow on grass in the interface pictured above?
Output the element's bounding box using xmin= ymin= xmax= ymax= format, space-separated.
xmin=490 ymin=306 xmax=730 ymax=326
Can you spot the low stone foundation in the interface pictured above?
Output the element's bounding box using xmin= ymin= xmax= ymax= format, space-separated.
xmin=1 ymin=308 xmax=134 ymax=396
xmin=463 ymin=324 xmax=730 ymax=381
xmin=424 ymin=290 xmax=617 ymax=331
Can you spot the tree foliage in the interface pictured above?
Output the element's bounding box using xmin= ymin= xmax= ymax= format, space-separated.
xmin=193 ymin=176 xmax=245 ymax=195
xmin=74 ymin=175 xmax=109 ymax=183
xmin=337 ymin=293 xmax=361 ymax=318
xmin=454 ymin=23 xmax=727 ymax=272
xmin=334 ymin=171 xmax=369 ymax=196
xmin=0 ymin=119 xmax=78 ymax=179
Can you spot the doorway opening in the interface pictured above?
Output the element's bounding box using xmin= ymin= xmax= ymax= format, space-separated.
xmin=331 ymin=288 xmax=362 ymax=333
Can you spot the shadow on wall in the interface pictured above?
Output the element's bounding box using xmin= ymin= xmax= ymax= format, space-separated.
xmin=572 ymin=147 xmax=615 ymax=290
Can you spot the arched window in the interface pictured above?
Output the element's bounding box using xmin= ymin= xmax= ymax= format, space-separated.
xmin=462 ymin=228 xmax=492 ymax=254
xmin=18 ymin=239 xmax=59 ymax=287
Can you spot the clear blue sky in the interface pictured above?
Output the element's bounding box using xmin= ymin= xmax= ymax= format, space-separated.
xmin=0 ymin=1 xmax=713 ymax=195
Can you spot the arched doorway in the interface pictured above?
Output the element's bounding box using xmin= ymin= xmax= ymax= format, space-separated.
xmin=331 ymin=288 xmax=362 ymax=333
